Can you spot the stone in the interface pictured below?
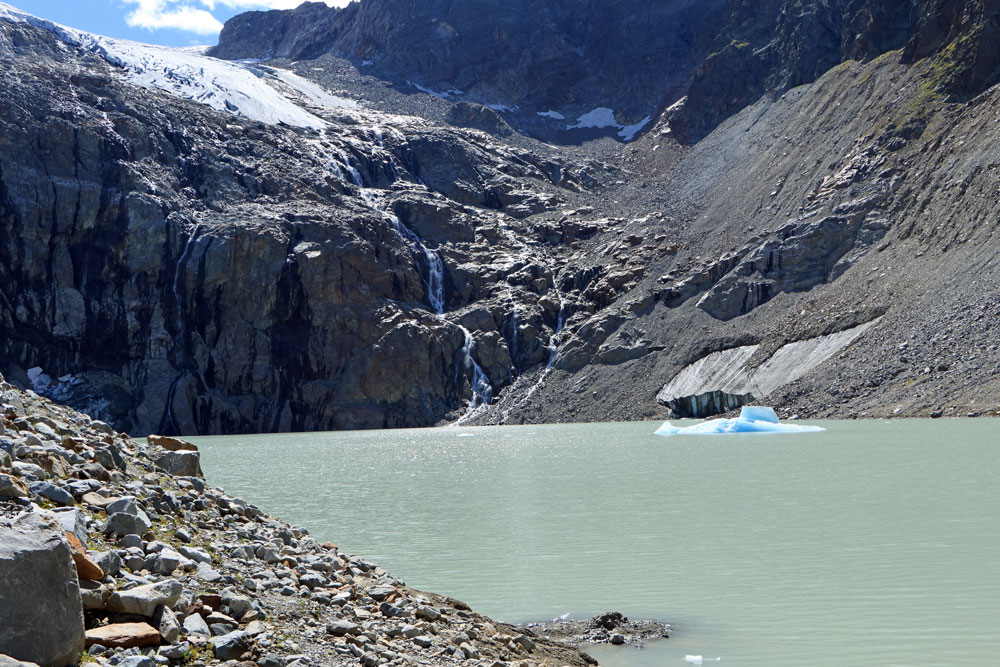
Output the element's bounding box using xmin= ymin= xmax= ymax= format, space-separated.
xmin=80 ymin=492 xmax=113 ymax=508
xmin=367 ymin=584 xmax=395 ymax=601
xmin=152 ymin=605 xmax=181 ymax=643
xmin=0 ymin=508 xmax=85 ymax=667
xmin=52 ymin=507 xmax=89 ymax=546
xmin=84 ymin=623 xmax=160 ymax=649
xmin=211 ymin=631 xmax=252 ymax=661
xmin=221 ymin=590 xmax=252 ymax=619
xmin=0 ymin=474 xmax=28 ymax=499
xmin=325 ymin=620 xmax=358 ymax=637
xmin=244 ymin=621 xmax=267 ymax=636
xmin=147 ymin=435 xmax=198 ymax=452
xmin=105 ymin=496 xmax=140 ymax=516
xmin=0 ymin=450 xmax=11 ymax=469
xmin=79 ymin=580 xmax=110 ymax=610
xmin=182 ymin=612 xmax=211 ymax=637
xmin=90 ymin=550 xmax=123 ymax=577
xmin=157 ymin=641 xmax=190 ymax=660
xmin=414 ymin=606 xmax=440 ymax=622
xmin=0 ymin=656 xmax=41 ymax=667
xmin=27 ymin=481 xmax=74 ymax=506
xmin=148 ymin=547 xmax=193 ymax=575
xmin=513 ymin=635 xmax=535 ymax=652
xmin=412 ymin=636 xmax=433 ymax=649
xmin=178 ymin=545 xmax=211 ymax=564
xmin=195 ymin=562 xmax=223 ymax=582
xmin=65 ymin=532 xmax=104 ymax=581
xmin=106 ymin=579 xmax=183 ymax=617
xmin=102 ymin=511 xmax=151 ymax=537
xmin=154 ymin=451 xmax=202 ymax=478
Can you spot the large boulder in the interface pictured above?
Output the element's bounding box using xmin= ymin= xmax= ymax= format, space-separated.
xmin=154 ymin=451 xmax=202 ymax=478
xmin=0 ymin=507 xmax=85 ymax=667
xmin=106 ymin=579 xmax=183 ymax=618
xmin=146 ymin=435 xmax=198 ymax=452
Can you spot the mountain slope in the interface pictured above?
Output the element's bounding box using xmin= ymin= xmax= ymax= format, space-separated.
xmin=2 ymin=0 xmax=1000 ymax=436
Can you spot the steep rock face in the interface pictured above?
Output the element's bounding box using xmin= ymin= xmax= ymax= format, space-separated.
xmin=0 ymin=19 xmax=582 ymax=435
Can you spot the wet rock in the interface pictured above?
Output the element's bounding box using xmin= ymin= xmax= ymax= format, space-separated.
xmin=0 ymin=508 xmax=85 ymax=667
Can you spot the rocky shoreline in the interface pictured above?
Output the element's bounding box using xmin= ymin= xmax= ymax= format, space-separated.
xmin=0 ymin=375 xmax=658 ymax=667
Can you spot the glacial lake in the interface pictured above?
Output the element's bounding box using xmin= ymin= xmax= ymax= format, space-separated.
xmin=195 ymin=419 xmax=1000 ymax=666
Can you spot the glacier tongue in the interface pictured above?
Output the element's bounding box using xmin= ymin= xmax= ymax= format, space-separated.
xmin=0 ymin=2 xmax=333 ymax=129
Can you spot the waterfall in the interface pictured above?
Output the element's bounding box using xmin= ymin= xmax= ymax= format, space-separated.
xmin=173 ymin=226 xmax=200 ymax=335
xmin=342 ymin=154 xmax=363 ymax=187
xmin=458 ymin=325 xmax=493 ymax=409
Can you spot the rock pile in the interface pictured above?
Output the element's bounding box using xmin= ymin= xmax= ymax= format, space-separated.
xmin=0 ymin=375 xmax=595 ymax=667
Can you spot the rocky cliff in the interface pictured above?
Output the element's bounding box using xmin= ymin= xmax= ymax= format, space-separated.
xmin=3 ymin=0 xmax=1000 ymax=435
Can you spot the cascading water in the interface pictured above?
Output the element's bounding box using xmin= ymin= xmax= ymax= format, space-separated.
xmin=457 ymin=325 xmax=493 ymax=411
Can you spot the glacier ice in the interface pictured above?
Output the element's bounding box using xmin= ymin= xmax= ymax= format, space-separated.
xmin=0 ymin=2 xmax=337 ymax=129
xmin=654 ymin=406 xmax=824 ymax=435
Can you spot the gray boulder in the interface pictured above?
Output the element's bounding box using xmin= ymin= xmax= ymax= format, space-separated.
xmin=182 ymin=612 xmax=211 ymax=637
xmin=106 ymin=579 xmax=183 ymax=617
xmin=212 ymin=630 xmax=252 ymax=660
xmin=154 ymin=451 xmax=202 ymax=478
xmin=90 ymin=550 xmax=123 ymax=577
xmin=0 ymin=509 xmax=85 ymax=666
xmin=152 ymin=605 xmax=181 ymax=643
xmin=52 ymin=507 xmax=88 ymax=547
xmin=102 ymin=511 xmax=151 ymax=537
xmin=0 ymin=474 xmax=27 ymax=499
xmin=27 ymin=482 xmax=73 ymax=507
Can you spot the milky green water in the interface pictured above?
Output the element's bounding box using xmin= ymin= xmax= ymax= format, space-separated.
xmin=194 ymin=420 xmax=1000 ymax=666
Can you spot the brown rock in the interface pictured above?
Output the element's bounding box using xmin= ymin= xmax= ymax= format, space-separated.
xmin=84 ymin=622 xmax=160 ymax=648
xmin=146 ymin=434 xmax=198 ymax=452
xmin=80 ymin=491 xmax=114 ymax=508
xmin=65 ymin=532 xmax=104 ymax=581
xmin=0 ymin=473 xmax=29 ymax=498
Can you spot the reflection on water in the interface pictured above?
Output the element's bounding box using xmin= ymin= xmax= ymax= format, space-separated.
xmin=196 ymin=419 xmax=1000 ymax=666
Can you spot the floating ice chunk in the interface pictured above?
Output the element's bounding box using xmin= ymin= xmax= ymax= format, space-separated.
xmin=685 ymin=657 xmax=703 ymax=665
xmin=654 ymin=406 xmax=824 ymax=435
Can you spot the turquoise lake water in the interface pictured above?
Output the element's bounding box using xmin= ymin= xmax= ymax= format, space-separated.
xmin=195 ymin=419 xmax=1000 ymax=666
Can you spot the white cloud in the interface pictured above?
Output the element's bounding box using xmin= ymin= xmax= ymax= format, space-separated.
xmin=122 ymin=1 xmax=349 ymax=37
xmin=124 ymin=1 xmax=224 ymax=35
xmin=201 ymin=1 xmax=348 ymax=9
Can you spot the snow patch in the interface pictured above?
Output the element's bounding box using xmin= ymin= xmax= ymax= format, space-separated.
xmin=407 ymin=80 xmax=463 ymax=99
xmin=537 ymin=110 xmax=566 ymax=120
xmin=569 ymin=107 xmax=620 ymax=130
xmin=267 ymin=68 xmax=359 ymax=110
xmin=618 ymin=115 xmax=651 ymax=141
xmin=567 ymin=107 xmax=649 ymax=141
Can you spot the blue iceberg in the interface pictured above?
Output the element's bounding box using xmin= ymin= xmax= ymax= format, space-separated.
xmin=654 ymin=406 xmax=824 ymax=435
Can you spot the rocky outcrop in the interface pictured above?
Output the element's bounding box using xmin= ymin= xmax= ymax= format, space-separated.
xmin=0 ymin=17 xmax=580 ymax=435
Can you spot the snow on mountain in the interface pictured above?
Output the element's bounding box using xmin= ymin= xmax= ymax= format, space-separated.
xmin=0 ymin=2 xmax=345 ymax=130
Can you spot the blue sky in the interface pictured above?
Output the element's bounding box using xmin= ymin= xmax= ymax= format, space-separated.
xmin=9 ymin=1 xmax=348 ymax=47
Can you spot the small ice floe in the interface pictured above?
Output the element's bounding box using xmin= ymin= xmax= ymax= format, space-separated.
xmin=553 ymin=612 xmax=570 ymax=621
xmin=456 ymin=433 xmax=476 ymax=438
xmin=655 ymin=406 xmax=825 ymax=435
xmin=684 ymin=656 xmax=721 ymax=665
